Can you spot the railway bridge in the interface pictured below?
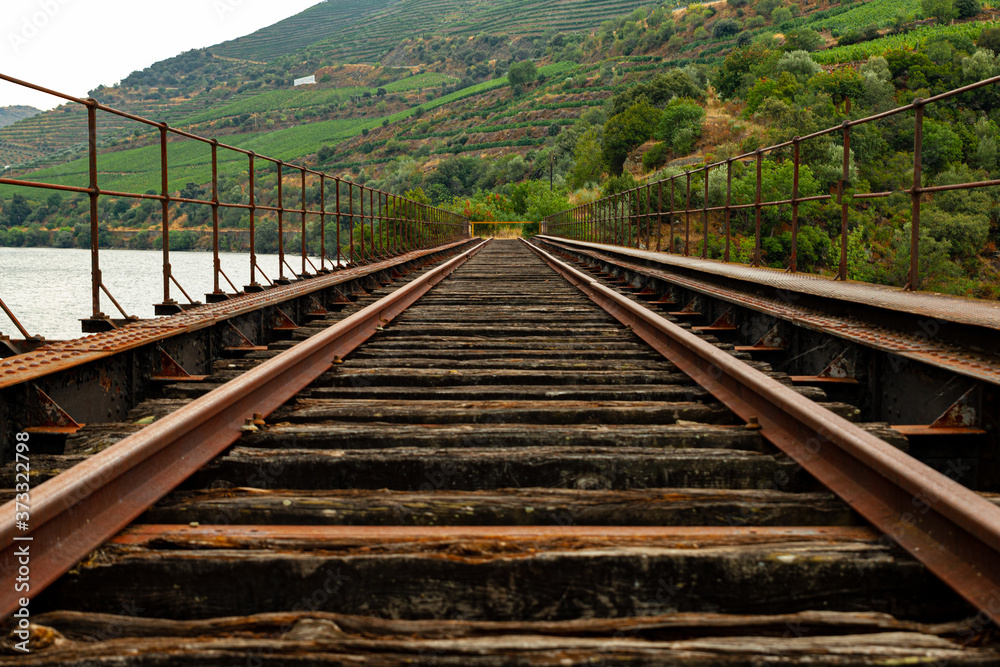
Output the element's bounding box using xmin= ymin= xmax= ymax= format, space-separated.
xmin=0 ymin=73 xmax=999 ymax=663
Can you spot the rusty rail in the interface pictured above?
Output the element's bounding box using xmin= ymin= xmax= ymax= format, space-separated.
xmin=522 ymin=237 xmax=1000 ymax=628
xmin=543 ymin=73 xmax=1000 ymax=291
xmin=0 ymin=239 xmax=490 ymax=618
xmin=0 ymin=72 xmax=468 ymax=331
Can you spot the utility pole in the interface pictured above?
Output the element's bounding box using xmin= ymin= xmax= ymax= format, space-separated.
xmin=549 ymin=153 xmax=553 ymax=191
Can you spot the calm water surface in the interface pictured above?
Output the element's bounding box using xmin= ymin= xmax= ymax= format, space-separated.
xmin=0 ymin=247 xmax=292 ymax=340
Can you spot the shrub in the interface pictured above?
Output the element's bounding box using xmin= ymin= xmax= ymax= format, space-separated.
xmin=713 ymin=18 xmax=741 ymax=39
xmin=643 ymin=143 xmax=671 ymax=171
xmin=656 ymin=98 xmax=706 ymax=146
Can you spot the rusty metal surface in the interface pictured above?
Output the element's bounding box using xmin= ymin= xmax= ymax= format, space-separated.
xmin=0 ymin=239 xmax=490 ymax=619
xmin=0 ymin=239 xmax=471 ymax=391
xmin=0 ymin=72 xmax=468 ymax=324
xmin=523 ymin=238 xmax=1000 ymax=627
xmin=537 ymin=236 xmax=1000 ymax=387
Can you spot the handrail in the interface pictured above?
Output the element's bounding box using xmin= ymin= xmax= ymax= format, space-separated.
xmin=0 ymin=72 xmax=469 ymax=330
xmin=543 ymin=73 xmax=1000 ymax=291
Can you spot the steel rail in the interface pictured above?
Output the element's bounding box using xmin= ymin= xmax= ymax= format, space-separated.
xmin=520 ymin=237 xmax=1000 ymax=626
xmin=0 ymin=239 xmax=490 ymax=619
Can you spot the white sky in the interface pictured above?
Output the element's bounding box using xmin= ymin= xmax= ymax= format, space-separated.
xmin=0 ymin=0 xmax=324 ymax=109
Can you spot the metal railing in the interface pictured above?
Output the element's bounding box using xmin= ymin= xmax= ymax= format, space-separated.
xmin=0 ymin=72 xmax=468 ymax=332
xmin=543 ymin=73 xmax=1000 ymax=291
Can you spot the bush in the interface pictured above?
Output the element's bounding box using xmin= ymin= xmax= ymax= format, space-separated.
xmin=656 ymin=98 xmax=706 ymax=147
xmin=782 ymin=28 xmax=822 ymax=52
xmin=771 ymin=6 xmax=793 ymax=24
xmin=643 ymin=143 xmax=671 ymax=171
xmin=672 ymin=127 xmax=699 ymax=154
xmin=713 ymin=18 xmax=741 ymax=39
xmin=978 ymin=26 xmax=1000 ymax=54
xmin=922 ymin=207 xmax=989 ymax=260
xmin=955 ymin=0 xmax=981 ymax=18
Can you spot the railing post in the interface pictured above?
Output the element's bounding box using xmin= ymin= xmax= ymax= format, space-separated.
xmin=753 ymin=149 xmax=762 ymax=267
xmin=319 ymin=174 xmax=326 ymax=271
xmin=277 ymin=161 xmax=285 ymax=281
xmin=836 ymin=121 xmax=851 ymax=281
xmin=724 ymin=158 xmax=732 ymax=263
xmin=908 ymin=100 xmax=924 ymax=291
xmin=360 ymin=185 xmax=366 ymax=262
xmin=211 ymin=140 xmax=222 ymax=296
xmin=645 ymin=183 xmax=652 ymax=251
xmin=86 ymin=99 xmax=105 ymax=323
xmin=300 ymin=168 xmax=307 ymax=277
xmin=368 ymin=187 xmax=374 ymax=259
xmin=348 ymin=182 xmax=355 ymax=264
xmin=669 ymin=177 xmax=675 ymax=253
xmin=684 ymin=172 xmax=692 ymax=257
xmin=790 ymin=138 xmax=800 ymax=273
xmin=158 ymin=123 xmax=174 ymax=308
xmin=335 ymin=178 xmax=342 ymax=266
xmin=378 ymin=190 xmax=385 ymax=257
xmin=656 ymin=181 xmax=663 ymax=252
xmin=248 ymin=153 xmax=258 ymax=287
xmin=702 ymin=166 xmax=709 ymax=259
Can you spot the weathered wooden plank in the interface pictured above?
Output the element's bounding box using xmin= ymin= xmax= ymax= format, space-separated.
xmin=317 ymin=368 xmax=692 ymax=387
xmin=183 ymin=446 xmax=816 ymax=492
xmin=37 ymin=525 xmax=969 ymax=621
xmin=270 ymin=398 xmax=736 ymax=425
xmin=241 ymin=422 xmax=761 ymax=450
xmin=143 ymin=487 xmax=860 ymax=527
xmin=328 ymin=358 xmax=679 ymax=371
xmin=6 ymin=609 xmax=998 ymax=665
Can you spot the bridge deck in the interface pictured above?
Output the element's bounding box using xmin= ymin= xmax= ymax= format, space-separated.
xmin=537 ymin=236 xmax=1000 ymax=332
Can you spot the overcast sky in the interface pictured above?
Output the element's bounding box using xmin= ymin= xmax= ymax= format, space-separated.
xmin=0 ymin=0 xmax=324 ymax=109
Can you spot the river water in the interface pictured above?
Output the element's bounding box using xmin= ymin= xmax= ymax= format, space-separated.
xmin=0 ymin=247 xmax=299 ymax=341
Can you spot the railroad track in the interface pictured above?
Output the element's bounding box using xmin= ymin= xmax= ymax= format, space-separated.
xmin=2 ymin=239 xmax=999 ymax=664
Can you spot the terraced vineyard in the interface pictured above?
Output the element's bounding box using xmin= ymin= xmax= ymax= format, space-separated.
xmin=3 ymin=63 xmax=576 ymax=196
xmin=813 ymin=21 xmax=990 ymax=64
xmin=212 ymin=0 xmax=398 ymax=62
xmin=807 ymin=0 xmax=922 ymax=30
xmin=311 ymin=0 xmax=661 ymax=62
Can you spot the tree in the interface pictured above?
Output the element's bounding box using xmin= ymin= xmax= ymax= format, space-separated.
xmin=603 ymin=100 xmax=663 ymax=175
xmin=782 ymin=28 xmax=823 ymax=52
xmin=508 ymin=60 xmax=538 ymax=95
xmin=921 ymin=118 xmax=962 ymax=173
xmin=771 ymin=6 xmax=793 ymax=24
xmin=712 ymin=43 xmax=776 ymax=100
xmin=808 ymin=67 xmax=864 ymax=107
xmin=712 ymin=19 xmax=740 ymax=39
xmin=977 ymin=26 xmax=1000 ymax=54
xmin=921 ymin=0 xmax=957 ymax=23
xmin=655 ymin=98 xmax=706 ymax=147
xmin=3 ymin=194 xmax=31 ymax=228
xmin=955 ymin=0 xmax=981 ymax=18
xmin=569 ymin=127 xmax=605 ymax=188
xmin=608 ymin=69 xmax=705 ymax=117
xmin=775 ymin=50 xmax=821 ymax=83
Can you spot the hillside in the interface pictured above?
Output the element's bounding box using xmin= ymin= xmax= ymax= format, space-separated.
xmin=1 ymin=0 xmax=999 ymax=298
xmin=0 ymin=106 xmax=40 ymax=129
xmin=214 ymin=0 xmax=656 ymax=63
